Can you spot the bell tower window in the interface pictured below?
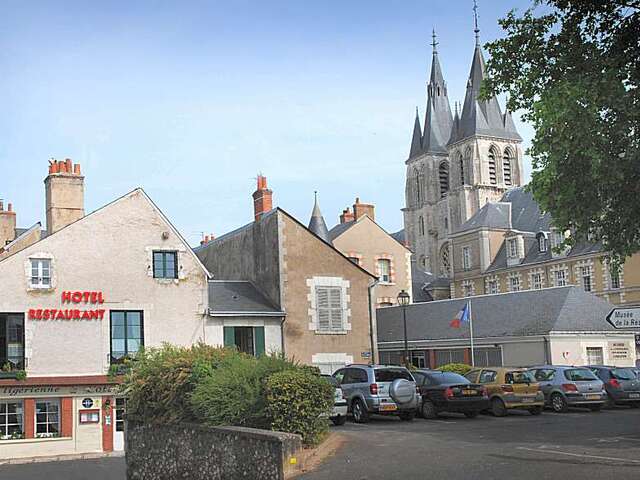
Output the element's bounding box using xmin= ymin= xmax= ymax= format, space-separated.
xmin=503 ymin=149 xmax=512 ymax=186
xmin=438 ymin=162 xmax=449 ymax=198
xmin=488 ymin=147 xmax=497 ymax=185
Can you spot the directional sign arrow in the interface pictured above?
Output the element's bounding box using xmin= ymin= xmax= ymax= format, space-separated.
xmin=606 ymin=307 xmax=640 ymax=329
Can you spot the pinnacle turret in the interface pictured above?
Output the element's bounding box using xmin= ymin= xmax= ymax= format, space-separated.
xmin=308 ymin=192 xmax=331 ymax=245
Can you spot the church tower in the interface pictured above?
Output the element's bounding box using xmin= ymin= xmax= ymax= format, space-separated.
xmin=402 ymin=31 xmax=453 ymax=277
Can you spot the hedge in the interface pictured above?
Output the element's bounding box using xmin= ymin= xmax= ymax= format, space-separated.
xmin=438 ymin=363 xmax=473 ymax=375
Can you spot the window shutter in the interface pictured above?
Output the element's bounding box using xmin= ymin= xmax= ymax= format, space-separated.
xmin=223 ymin=327 xmax=235 ymax=348
xmin=254 ymin=327 xmax=265 ymax=356
xmin=316 ymin=287 xmax=331 ymax=331
xmin=328 ymin=287 xmax=343 ymax=331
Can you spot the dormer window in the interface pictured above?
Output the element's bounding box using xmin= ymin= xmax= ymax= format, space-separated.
xmin=537 ymin=232 xmax=548 ymax=253
xmin=507 ymin=239 xmax=518 ymax=258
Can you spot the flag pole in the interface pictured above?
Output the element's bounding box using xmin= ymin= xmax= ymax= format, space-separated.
xmin=468 ymin=300 xmax=475 ymax=367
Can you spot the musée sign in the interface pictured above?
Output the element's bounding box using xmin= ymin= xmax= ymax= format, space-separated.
xmin=28 ymin=291 xmax=106 ymax=321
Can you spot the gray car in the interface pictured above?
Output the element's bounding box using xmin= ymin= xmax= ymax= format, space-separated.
xmin=332 ymin=364 xmax=419 ymax=423
xmin=588 ymin=365 xmax=640 ymax=407
xmin=529 ymin=365 xmax=606 ymax=412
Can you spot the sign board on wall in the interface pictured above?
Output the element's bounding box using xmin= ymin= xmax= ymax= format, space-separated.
xmin=0 ymin=384 xmax=119 ymax=399
xmin=606 ymin=308 xmax=640 ymax=329
xmin=609 ymin=342 xmax=631 ymax=361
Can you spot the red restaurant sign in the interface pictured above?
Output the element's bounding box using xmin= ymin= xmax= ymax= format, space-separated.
xmin=28 ymin=291 xmax=106 ymax=321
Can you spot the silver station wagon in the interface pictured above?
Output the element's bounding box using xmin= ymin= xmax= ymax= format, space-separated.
xmin=529 ymin=365 xmax=606 ymax=412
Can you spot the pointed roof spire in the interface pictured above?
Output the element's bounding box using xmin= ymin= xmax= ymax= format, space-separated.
xmin=447 ymin=1 xmax=522 ymax=145
xmin=409 ymin=107 xmax=423 ymax=158
xmin=422 ymin=30 xmax=453 ymax=155
xmin=308 ymin=192 xmax=332 ymax=244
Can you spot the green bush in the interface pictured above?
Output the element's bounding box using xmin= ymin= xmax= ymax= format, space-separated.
xmin=438 ymin=363 xmax=473 ymax=375
xmin=265 ymin=369 xmax=334 ymax=445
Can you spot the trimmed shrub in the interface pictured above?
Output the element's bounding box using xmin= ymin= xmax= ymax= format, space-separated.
xmin=265 ymin=369 xmax=334 ymax=445
xmin=438 ymin=363 xmax=473 ymax=375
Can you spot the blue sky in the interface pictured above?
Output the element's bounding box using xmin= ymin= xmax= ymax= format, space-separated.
xmin=0 ymin=0 xmax=535 ymax=245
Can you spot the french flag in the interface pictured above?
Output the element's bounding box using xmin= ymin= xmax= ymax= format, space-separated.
xmin=450 ymin=303 xmax=470 ymax=329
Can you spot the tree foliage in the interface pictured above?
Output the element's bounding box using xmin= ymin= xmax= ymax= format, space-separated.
xmin=482 ymin=0 xmax=640 ymax=264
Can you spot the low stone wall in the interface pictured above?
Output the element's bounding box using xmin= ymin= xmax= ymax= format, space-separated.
xmin=126 ymin=420 xmax=303 ymax=480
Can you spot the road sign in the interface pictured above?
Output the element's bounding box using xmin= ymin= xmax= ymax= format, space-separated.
xmin=606 ymin=307 xmax=640 ymax=329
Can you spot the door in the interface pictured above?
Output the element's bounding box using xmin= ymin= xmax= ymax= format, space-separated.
xmin=113 ymin=397 xmax=126 ymax=451
xmin=532 ymin=368 xmax=556 ymax=401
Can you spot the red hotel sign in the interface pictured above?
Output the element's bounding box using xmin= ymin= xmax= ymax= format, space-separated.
xmin=28 ymin=291 xmax=106 ymax=321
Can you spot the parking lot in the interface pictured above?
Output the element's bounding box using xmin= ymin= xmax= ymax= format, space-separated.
xmin=1 ymin=408 xmax=639 ymax=480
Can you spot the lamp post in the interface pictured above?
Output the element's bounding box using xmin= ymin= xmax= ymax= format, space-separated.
xmin=397 ymin=290 xmax=411 ymax=368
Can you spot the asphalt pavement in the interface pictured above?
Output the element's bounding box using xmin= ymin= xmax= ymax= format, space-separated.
xmin=1 ymin=407 xmax=639 ymax=480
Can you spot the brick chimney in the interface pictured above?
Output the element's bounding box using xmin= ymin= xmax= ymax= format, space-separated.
xmin=0 ymin=200 xmax=16 ymax=246
xmin=353 ymin=197 xmax=375 ymax=221
xmin=339 ymin=207 xmax=355 ymax=224
xmin=252 ymin=175 xmax=273 ymax=221
xmin=45 ymin=158 xmax=85 ymax=235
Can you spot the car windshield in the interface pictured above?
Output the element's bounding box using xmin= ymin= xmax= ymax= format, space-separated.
xmin=429 ymin=372 xmax=470 ymax=385
xmin=564 ymin=369 xmax=598 ymax=382
xmin=611 ymin=368 xmax=636 ymax=380
xmin=374 ymin=368 xmax=413 ymax=382
xmin=505 ymin=370 xmax=535 ymax=384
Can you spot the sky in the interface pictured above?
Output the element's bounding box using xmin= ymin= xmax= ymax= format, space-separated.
xmin=0 ymin=0 xmax=537 ymax=245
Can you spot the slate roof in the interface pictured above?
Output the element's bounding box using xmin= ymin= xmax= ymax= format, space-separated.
xmin=328 ymin=221 xmax=355 ymax=241
xmin=421 ymin=44 xmax=453 ymax=155
xmin=208 ymin=281 xmax=283 ymax=315
xmin=377 ymin=287 xmax=616 ymax=344
xmin=390 ymin=229 xmax=405 ymax=244
xmin=501 ymin=188 xmax=551 ymax=232
xmin=308 ymin=197 xmax=331 ymax=245
xmin=456 ymin=202 xmax=511 ymax=233
xmin=410 ymin=262 xmax=451 ymax=303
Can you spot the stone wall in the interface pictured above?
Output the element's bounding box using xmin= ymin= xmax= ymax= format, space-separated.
xmin=126 ymin=420 xmax=302 ymax=480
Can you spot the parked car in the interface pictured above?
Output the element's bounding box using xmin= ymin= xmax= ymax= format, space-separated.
xmin=587 ymin=366 xmax=640 ymax=407
xmin=332 ymin=364 xmax=419 ymax=423
xmin=412 ymin=369 xmax=489 ymax=419
xmin=529 ymin=365 xmax=606 ymax=412
xmin=321 ymin=374 xmax=348 ymax=425
xmin=465 ymin=367 xmax=544 ymax=417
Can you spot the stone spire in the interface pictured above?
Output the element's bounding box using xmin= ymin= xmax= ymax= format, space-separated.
xmin=308 ymin=192 xmax=332 ymax=245
xmin=448 ymin=2 xmax=522 ymax=144
xmin=422 ymin=29 xmax=453 ymax=155
xmin=409 ymin=107 xmax=423 ymax=158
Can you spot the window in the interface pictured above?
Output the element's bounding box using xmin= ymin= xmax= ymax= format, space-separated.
xmin=378 ymin=351 xmax=404 ymax=366
xmin=153 ymin=251 xmax=177 ymax=279
xmin=224 ymin=326 xmax=265 ymax=356
xmin=374 ymin=368 xmax=413 ymax=382
xmin=316 ymin=286 xmax=344 ymax=332
xmin=35 ymin=399 xmax=60 ymax=438
xmin=479 ymin=370 xmax=497 ymax=384
xmin=488 ymin=148 xmax=497 ymax=184
xmin=564 ymin=369 xmax=597 ymax=382
xmin=30 ymin=258 xmax=51 ymax=288
xmin=345 ymin=368 xmax=369 ymax=384
xmin=610 ymin=271 xmax=620 ymax=289
xmin=110 ymin=311 xmax=144 ymax=364
xmin=419 ymin=216 xmax=425 ymax=236
xmin=507 ymin=238 xmax=518 ymax=258
xmin=347 ymin=257 xmax=360 ymax=265
xmin=586 ymin=347 xmax=604 ymax=365
xmin=538 ymin=234 xmax=547 ymax=253
xmin=531 ymin=273 xmax=542 ymax=290
xmin=410 ymin=351 xmax=426 ymax=369
xmin=378 ymin=259 xmax=391 ymax=283
xmin=438 ymin=162 xmax=449 ymax=198
xmin=486 ymin=280 xmax=498 ymax=295
xmin=415 ymin=171 xmax=422 ymax=203
xmin=581 ymin=266 xmax=592 ymax=292
xmin=462 ymin=281 xmax=473 ymax=297
xmin=435 ymin=349 xmax=465 ymax=367
xmin=0 ymin=314 xmax=24 ymax=371
xmin=551 ymin=230 xmax=565 ymax=250
xmin=503 ymin=150 xmax=512 ymax=185
xmin=509 ymin=276 xmax=521 ymax=292
xmin=459 ymin=155 xmax=465 ymax=186
xmin=473 ymin=348 xmax=502 ymax=367
xmin=462 ymin=247 xmax=471 ymax=270
xmin=554 ymin=269 xmax=567 ymax=287
xmin=0 ymin=401 xmax=23 ymax=440
xmin=533 ymin=369 xmax=555 ymax=381
xmin=440 ymin=243 xmax=450 ymax=276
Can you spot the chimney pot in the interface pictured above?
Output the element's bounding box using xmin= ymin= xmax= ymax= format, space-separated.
xmin=352 ymin=197 xmax=375 ymax=221
xmin=74 ymin=164 xmax=81 ymax=175
xmin=252 ymin=174 xmax=273 ymax=222
xmin=7 ymin=203 xmax=12 ymax=212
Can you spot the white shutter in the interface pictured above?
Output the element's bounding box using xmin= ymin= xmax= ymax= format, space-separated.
xmin=316 ymin=287 xmax=331 ymax=331
xmin=328 ymin=287 xmax=343 ymax=331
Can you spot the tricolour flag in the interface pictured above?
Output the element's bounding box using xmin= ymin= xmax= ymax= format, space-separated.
xmin=450 ymin=303 xmax=470 ymax=329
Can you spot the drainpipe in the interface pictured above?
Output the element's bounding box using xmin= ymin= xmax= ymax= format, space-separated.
xmin=543 ymin=336 xmax=551 ymax=364
xmin=280 ymin=315 xmax=286 ymax=357
xmin=368 ymin=279 xmax=380 ymax=364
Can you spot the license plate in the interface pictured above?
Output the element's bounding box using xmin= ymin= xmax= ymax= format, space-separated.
xmin=629 ymin=393 xmax=640 ymax=399
xmin=521 ymin=397 xmax=535 ymax=403
xmin=462 ymin=390 xmax=477 ymax=396
xmin=379 ymin=404 xmax=397 ymax=411
xmin=585 ymin=394 xmax=600 ymax=400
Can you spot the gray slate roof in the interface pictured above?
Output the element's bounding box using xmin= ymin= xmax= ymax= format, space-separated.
xmin=390 ymin=229 xmax=405 ymax=244
xmin=308 ymin=197 xmax=331 ymax=245
xmin=456 ymin=202 xmax=512 ymax=232
xmin=328 ymin=221 xmax=355 ymax=241
xmin=208 ymin=281 xmax=283 ymax=315
xmin=409 ymin=109 xmax=423 ymax=158
xmin=377 ymin=287 xmax=616 ymax=343
xmin=448 ymin=45 xmax=521 ymax=144
xmin=421 ymin=47 xmax=453 ymax=155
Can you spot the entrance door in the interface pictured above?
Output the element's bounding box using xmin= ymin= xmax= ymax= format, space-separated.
xmin=113 ymin=397 xmax=126 ymax=451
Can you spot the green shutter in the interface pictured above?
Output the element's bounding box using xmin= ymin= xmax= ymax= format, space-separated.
xmin=223 ymin=327 xmax=235 ymax=348
xmin=254 ymin=327 xmax=265 ymax=357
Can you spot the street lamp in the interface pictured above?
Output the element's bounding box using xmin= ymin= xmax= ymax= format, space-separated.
xmin=397 ymin=290 xmax=411 ymax=368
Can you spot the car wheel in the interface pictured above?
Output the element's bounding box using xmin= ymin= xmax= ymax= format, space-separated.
xmin=352 ymin=399 xmax=370 ymax=424
xmin=551 ymin=393 xmax=568 ymax=413
xmin=421 ymin=399 xmax=438 ymax=419
xmin=464 ymin=411 xmax=479 ymax=418
xmin=491 ymin=398 xmax=508 ymax=417
xmin=529 ymin=406 xmax=543 ymax=416
xmin=399 ymin=411 xmax=415 ymax=421
xmin=589 ymin=404 xmax=602 ymax=412
xmin=331 ymin=415 xmax=347 ymax=426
